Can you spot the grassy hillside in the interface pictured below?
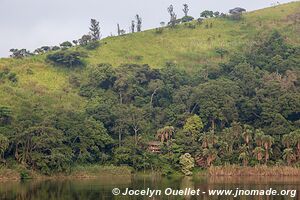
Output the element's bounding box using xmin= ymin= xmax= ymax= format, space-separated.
xmin=87 ymin=1 xmax=300 ymax=68
xmin=0 ymin=1 xmax=299 ymax=112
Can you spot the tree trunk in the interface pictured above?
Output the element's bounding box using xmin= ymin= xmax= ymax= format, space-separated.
xmin=118 ymin=131 xmax=122 ymax=147
xmin=150 ymin=88 xmax=158 ymax=109
xmin=117 ymin=24 xmax=120 ymax=36
xmin=211 ymin=119 xmax=215 ymax=133
xmin=119 ymin=92 xmax=123 ymax=104
xmin=134 ymin=128 xmax=138 ymax=145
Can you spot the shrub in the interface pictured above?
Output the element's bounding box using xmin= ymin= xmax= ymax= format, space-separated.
xmin=181 ymin=16 xmax=194 ymax=23
xmin=185 ymin=23 xmax=196 ymax=29
xmin=60 ymin=41 xmax=73 ymax=49
xmin=47 ymin=50 xmax=86 ymax=68
xmin=85 ymin=41 xmax=100 ymax=50
xmin=8 ymin=73 xmax=18 ymax=83
xmin=20 ymin=171 xmax=31 ymax=179
xmin=155 ymin=28 xmax=163 ymax=34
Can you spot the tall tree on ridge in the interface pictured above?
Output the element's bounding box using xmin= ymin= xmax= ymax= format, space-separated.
xmin=89 ymin=19 xmax=100 ymax=40
xmin=131 ymin=20 xmax=135 ymax=33
xmin=136 ymin=15 xmax=142 ymax=32
xmin=183 ymin=4 xmax=189 ymax=17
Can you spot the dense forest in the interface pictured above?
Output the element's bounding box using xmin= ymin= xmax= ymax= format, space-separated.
xmin=0 ymin=2 xmax=300 ymax=176
xmin=1 ymin=29 xmax=299 ymax=176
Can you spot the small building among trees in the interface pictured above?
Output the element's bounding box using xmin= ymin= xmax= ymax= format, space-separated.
xmin=147 ymin=141 xmax=161 ymax=153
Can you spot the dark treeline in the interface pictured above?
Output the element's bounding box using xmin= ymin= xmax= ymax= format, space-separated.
xmin=1 ymin=30 xmax=300 ymax=175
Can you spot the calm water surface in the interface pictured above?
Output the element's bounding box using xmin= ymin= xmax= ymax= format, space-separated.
xmin=0 ymin=176 xmax=299 ymax=200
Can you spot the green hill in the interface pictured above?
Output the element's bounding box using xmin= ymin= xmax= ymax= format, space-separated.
xmin=0 ymin=2 xmax=300 ymax=175
xmin=87 ymin=1 xmax=300 ymax=68
xmin=0 ymin=2 xmax=299 ymax=109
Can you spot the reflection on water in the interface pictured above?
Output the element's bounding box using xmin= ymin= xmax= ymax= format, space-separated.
xmin=0 ymin=176 xmax=299 ymax=200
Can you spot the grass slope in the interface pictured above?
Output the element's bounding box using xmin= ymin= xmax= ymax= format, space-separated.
xmin=0 ymin=2 xmax=299 ymax=111
xmin=87 ymin=1 xmax=300 ymax=68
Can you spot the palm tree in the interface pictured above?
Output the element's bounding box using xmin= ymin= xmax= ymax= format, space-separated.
xmin=239 ymin=152 xmax=249 ymax=167
xmin=242 ymin=125 xmax=253 ymax=146
xmin=203 ymin=147 xmax=218 ymax=167
xmin=201 ymin=131 xmax=217 ymax=148
xmin=239 ymin=144 xmax=250 ymax=166
xmin=222 ymin=128 xmax=235 ymax=153
xmin=156 ymin=126 xmax=175 ymax=145
xmin=291 ymin=130 xmax=300 ymax=160
xmin=0 ymin=134 xmax=8 ymax=161
xmin=283 ymin=148 xmax=295 ymax=166
xmin=262 ymin=135 xmax=274 ymax=164
xmin=253 ymin=147 xmax=264 ymax=164
xmin=255 ymin=129 xmax=264 ymax=147
xmin=282 ymin=133 xmax=293 ymax=148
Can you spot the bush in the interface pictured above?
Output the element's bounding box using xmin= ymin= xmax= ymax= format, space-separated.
xmin=20 ymin=171 xmax=31 ymax=179
xmin=85 ymin=41 xmax=100 ymax=50
xmin=181 ymin=16 xmax=194 ymax=23
xmin=184 ymin=23 xmax=196 ymax=29
xmin=8 ymin=73 xmax=18 ymax=83
xmin=155 ymin=28 xmax=163 ymax=34
xmin=47 ymin=50 xmax=86 ymax=68
xmin=228 ymin=13 xmax=242 ymax=21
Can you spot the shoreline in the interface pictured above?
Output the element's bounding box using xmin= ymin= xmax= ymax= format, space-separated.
xmin=1 ymin=165 xmax=300 ymax=181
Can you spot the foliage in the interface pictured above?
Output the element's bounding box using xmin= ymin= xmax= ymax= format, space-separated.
xmin=46 ymin=50 xmax=86 ymax=67
xmin=90 ymin=19 xmax=100 ymax=40
xmin=179 ymin=153 xmax=195 ymax=175
xmin=85 ymin=41 xmax=100 ymax=50
xmin=0 ymin=3 xmax=300 ymax=175
xmin=60 ymin=41 xmax=73 ymax=49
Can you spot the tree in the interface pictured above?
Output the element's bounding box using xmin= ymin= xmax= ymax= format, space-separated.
xmin=179 ymin=153 xmax=194 ymax=175
xmin=255 ymin=129 xmax=264 ymax=147
xmin=262 ymin=135 xmax=274 ymax=164
xmin=283 ymin=148 xmax=295 ymax=166
xmin=47 ymin=51 xmax=86 ymax=68
xmin=214 ymin=11 xmax=220 ymax=17
xmin=253 ymin=147 xmax=264 ymax=164
xmin=9 ymin=49 xmax=32 ymax=58
xmin=196 ymin=79 xmax=240 ymax=131
xmin=0 ymin=106 xmax=12 ymax=125
xmin=72 ymin=40 xmax=78 ymax=46
xmin=242 ymin=125 xmax=253 ymax=145
xmin=136 ymin=15 xmax=142 ymax=32
xmin=131 ymin=20 xmax=135 ymax=33
xmin=148 ymin=79 xmax=163 ymax=109
xmin=282 ymin=133 xmax=293 ymax=148
xmin=183 ymin=115 xmax=203 ymax=140
xmin=126 ymin=105 xmax=147 ymax=145
xmin=168 ymin=5 xmax=177 ymax=27
xmin=89 ymin=19 xmax=100 ymax=40
xmin=117 ymin=24 xmax=121 ymax=36
xmin=291 ymin=129 xmax=300 ymax=159
xmin=60 ymin=41 xmax=73 ymax=49
xmin=201 ymin=131 xmax=217 ymax=148
xmin=79 ymin=34 xmax=92 ymax=45
xmin=201 ymin=10 xmax=214 ymax=18
xmin=203 ymin=147 xmax=217 ymax=166
xmin=239 ymin=152 xmax=249 ymax=167
xmin=156 ymin=126 xmax=175 ymax=146
xmin=215 ymin=48 xmax=228 ymax=59
xmin=0 ymin=134 xmax=8 ymax=160
xmin=182 ymin=4 xmax=189 ymax=17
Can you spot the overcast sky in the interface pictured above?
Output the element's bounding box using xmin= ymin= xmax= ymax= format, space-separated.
xmin=0 ymin=0 xmax=296 ymax=57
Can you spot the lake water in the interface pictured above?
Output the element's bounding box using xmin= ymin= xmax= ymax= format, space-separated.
xmin=0 ymin=176 xmax=299 ymax=200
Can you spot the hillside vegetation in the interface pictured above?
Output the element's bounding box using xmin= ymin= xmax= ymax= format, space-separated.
xmin=0 ymin=2 xmax=299 ymax=176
